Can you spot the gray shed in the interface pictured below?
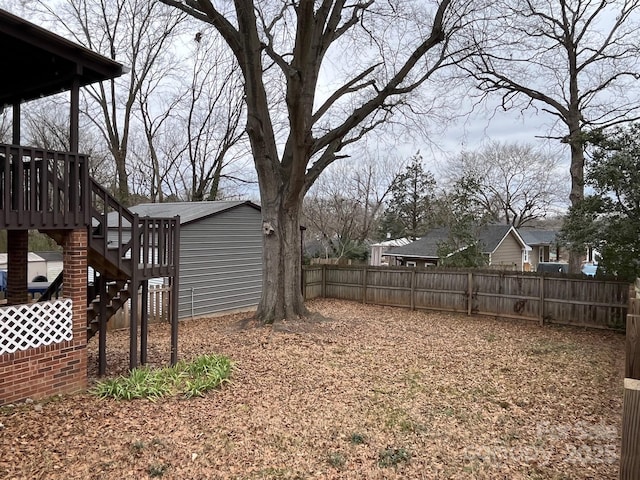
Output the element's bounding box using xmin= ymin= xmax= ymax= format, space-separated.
xmin=129 ymin=201 xmax=263 ymax=320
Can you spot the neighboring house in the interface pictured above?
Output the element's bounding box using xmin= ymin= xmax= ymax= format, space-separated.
xmin=369 ymin=237 xmax=412 ymax=266
xmin=125 ymin=201 xmax=263 ymax=320
xmin=385 ymin=225 xmax=531 ymax=271
xmin=517 ymin=229 xmax=561 ymax=272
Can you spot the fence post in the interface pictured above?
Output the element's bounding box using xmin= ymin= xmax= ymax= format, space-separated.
xmin=410 ymin=269 xmax=416 ymax=311
xmin=302 ymin=267 xmax=306 ymax=300
xmin=321 ymin=264 xmax=326 ymax=298
xmin=621 ymin=291 xmax=640 ymax=478
xmin=467 ymin=272 xmax=473 ymax=316
xmin=539 ymin=276 xmax=545 ymax=326
xmin=362 ymin=267 xmax=368 ymax=304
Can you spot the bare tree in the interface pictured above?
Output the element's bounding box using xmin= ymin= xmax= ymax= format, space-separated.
xmin=32 ymin=0 xmax=186 ymax=204
xmin=160 ymin=0 xmax=474 ymax=323
xmin=463 ymin=0 xmax=640 ymax=269
xmin=134 ymin=58 xmax=185 ymax=203
xmin=180 ymin=30 xmax=247 ymax=201
xmin=129 ymin=27 xmax=249 ymax=203
xmin=0 ymin=108 xmax=12 ymax=143
xmin=303 ymin=152 xmax=401 ymax=260
xmin=445 ymin=141 xmax=568 ymax=227
xmin=21 ymin=98 xmax=115 ymax=185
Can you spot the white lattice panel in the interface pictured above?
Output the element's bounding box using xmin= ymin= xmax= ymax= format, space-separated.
xmin=0 ymin=299 xmax=73 ymax=354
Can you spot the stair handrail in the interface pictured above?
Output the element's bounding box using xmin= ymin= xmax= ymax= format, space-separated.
xmin=89 ymin=178 xmax=180 ymax=280
xmin=89 ymin=178 xmax=139 ymax=276
xmin=38 ymin=270 xmax=64 ymax=302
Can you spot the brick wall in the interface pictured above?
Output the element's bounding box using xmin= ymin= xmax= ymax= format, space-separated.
xmin=0 ymin=229 xmax=88 ymax=406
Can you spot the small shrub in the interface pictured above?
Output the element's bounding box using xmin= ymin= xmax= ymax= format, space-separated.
xmin=349 ymin=433 xmax=367 ymax=445
xmin=91 ymin=354 xmax=232 ymax=401
xmin=148 ymin=463 xmax=168 ymax=477
xmin=327 ymin=452 xmax=346 ymax=469
xmin=130 ymin=440 xmax=144 ymax=456
xmin=91 ymin=368 xmax=171 ymax=401
xmin=378 ymin=447 xmax=411 ymax=467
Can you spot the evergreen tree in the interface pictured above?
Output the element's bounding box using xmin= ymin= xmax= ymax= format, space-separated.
xmin=384 ymin=152 xmax=436 ymax=240
xmin=562 ymin=124 xmax=640 ymax=280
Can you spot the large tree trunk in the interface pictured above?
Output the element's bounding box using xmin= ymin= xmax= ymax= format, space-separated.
xmin=256 ymin=196 xmax=308 ymax=324
xmin=114 ymin=149 xmax=130 ymax=206
xmin=567 ymin=116 xmax=585 ymax=274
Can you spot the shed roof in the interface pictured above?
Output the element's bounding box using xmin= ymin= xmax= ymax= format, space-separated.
xmin=0 ymin=252 xmax=45 ymax=264
xmin=129 ymin=201 xmax=261 ymax=226
xmin=386 ymin=225 xmax=529 ymax=260
xmin=0 ymin=8 xmax=124 ymax=108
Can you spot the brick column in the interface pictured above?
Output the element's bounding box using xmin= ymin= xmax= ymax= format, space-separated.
xmin=6 ymin=230 xmax=28 ymax=305
xmin=62 ymin=228 xmax=88 ymax=389
xmin=63 ymin=229 xmax=87 ymax=343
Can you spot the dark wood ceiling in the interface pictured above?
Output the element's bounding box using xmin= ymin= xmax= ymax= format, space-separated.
xmin=0 ymin=8 xmax=124 ymax=108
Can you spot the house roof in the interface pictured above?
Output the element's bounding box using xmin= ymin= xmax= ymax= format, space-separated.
xmin=370 ymin=238 xmax=412 ymax=248
xmin=518 ymin=229 xmax=559 ymax=246
xmin=386 ymin=225 xmax=529 ymax=260
xmin=385 ymin=228 xmax=450 ymax=259
xmin=129 ymin=200 xmax=261 ymax=226
xmin=0 ymin=8 xmax=124 ymax=108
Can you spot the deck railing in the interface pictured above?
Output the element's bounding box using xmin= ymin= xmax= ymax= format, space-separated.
xmin=0 ymin=144 xmax=89 ymax=229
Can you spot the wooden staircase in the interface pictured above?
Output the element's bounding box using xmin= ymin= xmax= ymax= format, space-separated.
xmin=40 ymin=274 xmax=130 ymax=339
xmin=3 ymin=143 xmax=180 ymax=373
xmin=86 ymin=279 xmax=130 ymax=338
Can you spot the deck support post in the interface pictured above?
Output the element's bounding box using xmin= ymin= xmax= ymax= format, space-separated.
xmin=128 ymin=280 xmax=139 ymax=370
xmin=98 ymin=275 xmax=108 ymax=376
xmin=141 ymin=280 xmax=149 ymax=365
xmin=170 ymin=216 xmax=180 ymax=366
xmin=12 ymin=101 xmax=20 ymax=144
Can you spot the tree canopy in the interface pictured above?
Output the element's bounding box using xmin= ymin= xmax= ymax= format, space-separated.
xmin=382 ymin=153 xmax=437 ymax=240
xmin=562 ymin=124 xmax=640 ymax=280
xmin=160 ymin=0 xmax=471 ymax=322
xmin=462 ymin=0 xmax=640 ymax=271
xmin=445 ymin=142 xmax=567 ymax=227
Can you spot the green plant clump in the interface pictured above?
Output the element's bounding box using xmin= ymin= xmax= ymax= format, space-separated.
xmin=91 ymin=354 xmax=232 ymax=401
xmin=378 ymin=447 xmax=411 ymax=467
xmin=327 ymin=452 xmax=346 ymax=469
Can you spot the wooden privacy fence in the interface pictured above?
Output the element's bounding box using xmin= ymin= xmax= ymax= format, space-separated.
xmin=303 ymin=265 xmax=630 ymax=330
xmin=108 ymin=285 xmax=171 ymax=331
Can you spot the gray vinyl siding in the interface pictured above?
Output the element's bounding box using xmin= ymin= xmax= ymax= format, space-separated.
xmin=491 ymin=234 xmax=523 ymax=270
xmin=177 ymin=205 xmax=262 ymax=319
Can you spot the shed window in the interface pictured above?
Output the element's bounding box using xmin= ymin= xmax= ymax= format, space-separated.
xmin=406 ymin=261 xmax=417 ymax=267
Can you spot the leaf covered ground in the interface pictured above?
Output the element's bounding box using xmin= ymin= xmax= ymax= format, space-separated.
xmin=0 ymin=299 xmax=624 ymax=479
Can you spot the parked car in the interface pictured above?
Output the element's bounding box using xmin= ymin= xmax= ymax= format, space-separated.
xmin=581 ymin=264 xmax=598 ymax=277
xmin=537 ymin=262 xmax=569 ymax=274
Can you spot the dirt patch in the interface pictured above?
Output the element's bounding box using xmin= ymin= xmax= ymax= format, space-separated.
xmin=0 ymin=299 xmax=624 ymax=479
